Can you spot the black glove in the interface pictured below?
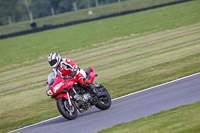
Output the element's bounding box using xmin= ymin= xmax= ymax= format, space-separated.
xmin=69 ymin=71 xmax=77 ymax=78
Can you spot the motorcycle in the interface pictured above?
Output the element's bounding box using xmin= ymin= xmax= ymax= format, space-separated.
xmin=46 ymin=66 xmax=111 ymax=120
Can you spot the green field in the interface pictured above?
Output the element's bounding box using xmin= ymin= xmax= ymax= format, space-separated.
xmin=0 ymin=0 xmax=200 ymax=132
xmin=0 ymin=0 xmax=177 ymax=36
xmin=0 ymin=0 xmax=199 ymax=72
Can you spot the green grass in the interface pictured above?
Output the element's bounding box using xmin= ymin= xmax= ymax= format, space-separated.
xmin=0 ymin=0 xmax=200 ymax=132
xmin=102 ymin=52 xmax=200 ymax=98
xmin=96 ymin=101 xmax=200 ymax=133
xmin=0 ymin=0 xmax=177 ymax=35
xmin=0 ymin=0 xmax=199 ymax=71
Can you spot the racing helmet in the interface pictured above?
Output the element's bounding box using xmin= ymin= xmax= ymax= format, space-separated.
xmin=48 ymin=52 xmax=61 ymax=68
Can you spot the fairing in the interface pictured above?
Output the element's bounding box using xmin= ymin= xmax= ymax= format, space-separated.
xmin=46 ymin=67 xmax=96 ymax=99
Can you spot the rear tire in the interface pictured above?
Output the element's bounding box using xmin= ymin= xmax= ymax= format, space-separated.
xmin=95 ymin=85 xmax=111 ymax=110
xmin=56 ymin=97 xmax=78 ymax=120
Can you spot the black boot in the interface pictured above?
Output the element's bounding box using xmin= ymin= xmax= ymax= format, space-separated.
xmin=87 ymin=84 xmax=96 ymax=94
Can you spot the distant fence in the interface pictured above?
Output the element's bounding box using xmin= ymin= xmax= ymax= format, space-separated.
xmin=0 ymin=0 xmax=193 ymax=40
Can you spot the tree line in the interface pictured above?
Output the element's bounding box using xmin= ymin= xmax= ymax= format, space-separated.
xmin=0 ymin=0 xmax=125 ymax=26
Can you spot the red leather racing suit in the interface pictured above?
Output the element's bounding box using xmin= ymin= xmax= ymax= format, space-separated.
xmin=52 ymin=58 xmax=90 ymax=86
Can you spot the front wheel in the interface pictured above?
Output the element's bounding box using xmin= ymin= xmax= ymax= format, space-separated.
xmin=56 ymin=97 xmax=78 ymax=120
xmin=95 ymin=85 xmax=111 ymax=110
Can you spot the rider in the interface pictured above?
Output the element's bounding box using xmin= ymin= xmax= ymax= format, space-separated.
xmin=48 ymin=52 xmax=93 ymax=91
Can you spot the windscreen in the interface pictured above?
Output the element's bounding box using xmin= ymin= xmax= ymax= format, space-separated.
xmin=48 ymin=72 xmax=55 ymax=86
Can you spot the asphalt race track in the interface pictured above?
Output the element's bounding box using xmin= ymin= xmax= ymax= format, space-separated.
xmin=9 ymin=73 xmax=200 ymax=133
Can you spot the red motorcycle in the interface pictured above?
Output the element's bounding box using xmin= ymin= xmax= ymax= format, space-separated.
xmin=46 ymin=67 xmax=111 ymax=120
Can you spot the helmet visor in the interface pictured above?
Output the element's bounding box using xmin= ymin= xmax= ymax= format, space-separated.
xmin=49 ymin=59 xmax=57 ymax=67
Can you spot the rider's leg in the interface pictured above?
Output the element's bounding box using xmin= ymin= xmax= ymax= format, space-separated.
xmin=77 ymin=69 xmax=90 ymax=86
xmin=77 ymin=69 xmax=95 ymax=92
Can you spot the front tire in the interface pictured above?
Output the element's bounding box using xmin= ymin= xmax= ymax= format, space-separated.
xmin=56 ymin=97 xmax=78 ymax=120
xmin=95 ymin=85 xmax=111 ymax=110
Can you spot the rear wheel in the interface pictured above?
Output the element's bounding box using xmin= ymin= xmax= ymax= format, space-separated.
xmin=56 ymin=97 xmax=78 ymax=120
xmin=95 ymin=85 xmax=111 ymax=110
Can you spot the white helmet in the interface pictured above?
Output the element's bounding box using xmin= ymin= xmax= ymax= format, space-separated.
xmin=48 ymin=52 xmax=61 ymax=68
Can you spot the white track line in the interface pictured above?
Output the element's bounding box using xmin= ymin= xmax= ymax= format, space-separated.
xmin=113 ymin=72 xmax=200 ymax=101
xmin=8 ymin=72 xmax=200 ymax=133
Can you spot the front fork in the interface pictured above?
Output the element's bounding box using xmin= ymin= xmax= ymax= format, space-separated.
xmin=67 ymin=92 xmax=72 ymax=106
xmin=56 ymin=92 xmax=72 ymax=107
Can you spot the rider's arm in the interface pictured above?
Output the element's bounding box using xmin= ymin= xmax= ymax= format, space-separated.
xmin=53 ymin=68 xmax=66 ymax=79
xmin=65 ymin=58 xmax=80 ymax=77
xmin=73 ymin=64 xmax=79 ymax=73
xmin=65 ymin=58 xmax=80 ymax=73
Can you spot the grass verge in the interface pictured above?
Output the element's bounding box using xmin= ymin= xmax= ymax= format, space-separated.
xmin=96 ymin=101 xmax=200 ymax=133
xmin=102 ymin=52 xmax=200 ymax=98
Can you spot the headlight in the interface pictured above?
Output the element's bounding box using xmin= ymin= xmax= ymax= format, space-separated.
xmin=47 ymin=90 xmax=53 ymax=96
xmin=53 ymin=82 xmax=62 ymax=93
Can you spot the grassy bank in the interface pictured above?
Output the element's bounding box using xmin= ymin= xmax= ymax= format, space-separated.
xmin=0 ymin=0 xmax=177 ymax=35
xmin=0 ymin=0 xmax=200 ymax=132
xmin=0 ymin=0 xmax=199 ymax=71
xmin=97 ymin=101 xmax=200 ymax=133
